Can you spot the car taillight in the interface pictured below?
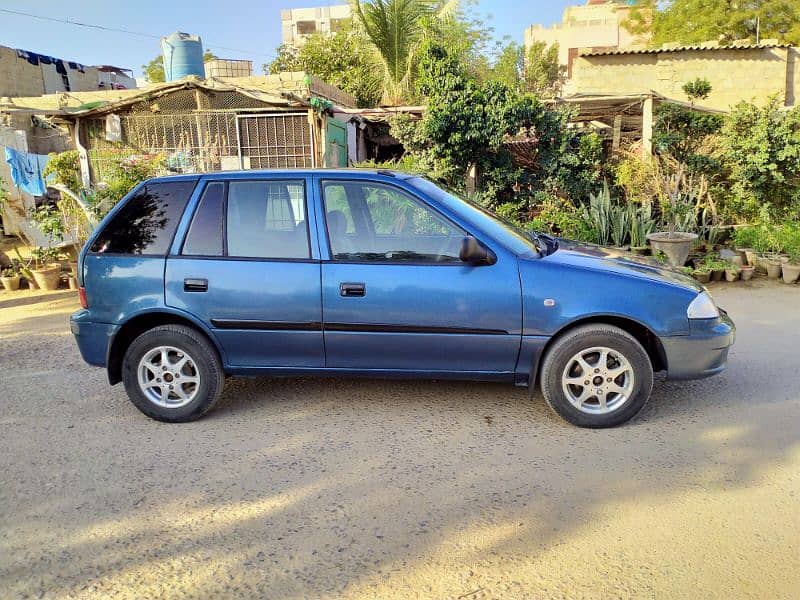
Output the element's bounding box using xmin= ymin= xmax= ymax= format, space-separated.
xmin=79 ymin=286 xmax=89 ymax=309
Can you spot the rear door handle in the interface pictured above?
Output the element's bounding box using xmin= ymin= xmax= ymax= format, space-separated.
xmin=339 ymin=282 xmax=366 ymax=297
xmin=184 ymin=278 xmax=208 ymax=292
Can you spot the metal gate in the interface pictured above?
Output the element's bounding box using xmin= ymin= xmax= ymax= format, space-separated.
xmin=236 ymin=113 xmax=316 ymax=169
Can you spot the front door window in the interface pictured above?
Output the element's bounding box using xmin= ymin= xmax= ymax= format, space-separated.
xmin=321 ymin=181 xmax=464 ymax=263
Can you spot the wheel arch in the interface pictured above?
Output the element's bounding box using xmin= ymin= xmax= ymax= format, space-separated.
xmin=531 ymin=315 xmax=667 ymax=388
xmin=107 ymin=310 xmax=225 ymax=385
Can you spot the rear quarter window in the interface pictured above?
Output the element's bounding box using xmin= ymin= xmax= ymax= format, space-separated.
xmin=90 ymin=180 xmax=196 ymax=255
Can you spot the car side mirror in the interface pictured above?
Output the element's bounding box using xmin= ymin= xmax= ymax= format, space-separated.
xmin=459 ymin=236 xmax=496 ymax=266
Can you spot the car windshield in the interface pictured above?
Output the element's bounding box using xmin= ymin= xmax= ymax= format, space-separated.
xmin=407 ymin=177 xmax=550 ymax=256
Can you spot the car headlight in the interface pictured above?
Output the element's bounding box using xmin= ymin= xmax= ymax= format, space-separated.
xmin=687 ymin=291 xmax=720 ymax=319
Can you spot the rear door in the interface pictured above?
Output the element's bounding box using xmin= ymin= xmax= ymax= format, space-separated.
xmin=166 ymin=176 xmax=323 ymax=368
xmin=316 ymin=176 xmax=522 ymax=375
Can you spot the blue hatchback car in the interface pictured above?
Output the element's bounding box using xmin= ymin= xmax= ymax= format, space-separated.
xmin=71 ymin=169 xmax=734 ymax=427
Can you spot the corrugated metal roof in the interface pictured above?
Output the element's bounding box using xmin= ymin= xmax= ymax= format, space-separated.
xmin=581 ymin=42 xmax=793 ymax=57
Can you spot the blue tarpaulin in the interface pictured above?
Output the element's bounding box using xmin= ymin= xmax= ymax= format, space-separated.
xmin=4 ymin=147 xmax=51 ymax=196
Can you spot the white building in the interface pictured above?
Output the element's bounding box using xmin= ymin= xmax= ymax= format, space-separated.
xmin=281 ymin=4 xmax=352 ymax=47
xmin=524 ymin=0 xmax=645 ymax=77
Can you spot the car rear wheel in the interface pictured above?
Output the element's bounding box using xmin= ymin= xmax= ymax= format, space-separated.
xmin=540 ymin=324 xmax=653 ymax=428
xmin=122 ymin=324 xmax=223 ymax=422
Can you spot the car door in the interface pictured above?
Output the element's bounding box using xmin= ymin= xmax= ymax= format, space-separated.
xmin=166 ymin=176 xmax=323 ymax=368
xmin=317 ymin=176 xmax=522 ymax=375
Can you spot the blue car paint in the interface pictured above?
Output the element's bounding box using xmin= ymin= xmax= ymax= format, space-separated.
xmin=72 ymin=169 xmax=735 ymax=388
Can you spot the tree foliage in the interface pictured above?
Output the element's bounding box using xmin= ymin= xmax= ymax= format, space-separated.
xmin=390 ymin=39 xmax=602 ymax=212
xmin=720 ymin=97 xmax=800 ymax=218
xmin=142 ymin=50 xmax=218 ymax=83
xmin=486 ymin=41 xmax=564 ymax=96
xmin=523 ymin=41 xmax=564 ymax=97
xmin=626 ymin=0 xmax=800 ymax=46
xmin=265 ymin=21 xmax=382 ymax=107
xmin=351 ymin=0 xmax=459 ymax=104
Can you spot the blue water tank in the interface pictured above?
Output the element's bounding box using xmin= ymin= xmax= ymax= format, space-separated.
xmin=161 ymin=32 xmax=204 ymax=81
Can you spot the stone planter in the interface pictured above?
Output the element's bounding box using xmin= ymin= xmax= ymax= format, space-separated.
xmin=740 ymin=266 xmax=755 ymax=281
xmin=781 ymin=263 xmax=800 ymax=284
xmin=765 ymin=259 xmax=782 ymax=279
xmin=693 ymin=270 xmax=711 ymax=284
xmin=646 ymin=232 xmax=698 ymax=267
xmin=742 ymin=249 xmax=758 ymax=267
xmin=629 ymin=246 xmax=649 ymax=256
xmin=31 ymin=263 xmax=61 ymax=291
xmin=1 ymin=275 xmax=21 ymax=291
xmin=724 ymin=268 xmax=739 ymax=282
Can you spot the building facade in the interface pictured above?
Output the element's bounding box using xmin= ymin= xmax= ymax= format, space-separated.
xmin=280 ymin=4 xmax=352 ymax=47
xmin=524 ymin=0 xmax=643 ymax=76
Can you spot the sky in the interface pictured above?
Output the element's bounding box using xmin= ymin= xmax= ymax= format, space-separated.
xmin=0 ymin=0 xmax=574 ymax=77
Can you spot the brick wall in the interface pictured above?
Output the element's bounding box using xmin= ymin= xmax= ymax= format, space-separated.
xmin=569 ymin=46 xmax=798 ymax=110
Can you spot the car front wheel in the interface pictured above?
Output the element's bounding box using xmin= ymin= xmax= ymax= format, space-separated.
xmin=122 ymin=324 xmax=224 ymax=422
xmin=540 ymin=324 xmax=653 ymax=428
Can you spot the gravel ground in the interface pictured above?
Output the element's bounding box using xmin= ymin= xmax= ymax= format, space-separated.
xmin=0 ymin=281 xmax=798 ymax=599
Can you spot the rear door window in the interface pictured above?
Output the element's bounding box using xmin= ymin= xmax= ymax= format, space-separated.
xmin=90 ymin=180 xmax=196 ymax=255
xmin=226 ymin=180 xmax=309 ymax=259
xmin=182 ymin=182 xmax=224 ymax=256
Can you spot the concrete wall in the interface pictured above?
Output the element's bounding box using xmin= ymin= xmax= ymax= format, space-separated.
xmin=0 ymin=46 xmax=46 ymax=97
xmin=569 ymin=46 xmax=799 ymax=110
xmin=0 ymin=45 xmax=131 ymax=98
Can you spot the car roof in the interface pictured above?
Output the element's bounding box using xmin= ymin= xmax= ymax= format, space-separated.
xmin=148 ymin=168 xmax=418 ymax=183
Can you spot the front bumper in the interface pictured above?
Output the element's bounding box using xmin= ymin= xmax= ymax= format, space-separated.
xmin=70 ymin=310 xmax=117 ymax=368
xmin=660 ymin=310 xmax=736 ymax=380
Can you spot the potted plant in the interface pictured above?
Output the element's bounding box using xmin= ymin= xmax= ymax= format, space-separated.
xmin=732 ymin=225 xmax=759 ymax=267
xmin=740 ymin=264 xmax=755 ymax=281
xmin=647 ymin=164 xmax=698 ymax=267
xmin=1 ymin=266 xmax=21 ymax=291
xmin=779 ymin=226 xmax=800 ymax=284
xmin=724 ymin=261 xmax=740 ymax=282
xmin=30 ymin=246 xmax=62 ymax=291
xmin=708 ymin=258 xmax=726 ymax=282
xmin=692 ymin=265 xmax=711 ymax=283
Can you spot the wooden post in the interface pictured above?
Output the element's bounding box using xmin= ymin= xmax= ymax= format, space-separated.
xmin=612 ymin=115 xmax=622 ymax=156
xmin=642 ymin=96 xmax=654 ymax=158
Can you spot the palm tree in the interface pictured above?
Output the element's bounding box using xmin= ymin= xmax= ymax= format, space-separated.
xmin=351 ymin=0 xmax=458 ymax=105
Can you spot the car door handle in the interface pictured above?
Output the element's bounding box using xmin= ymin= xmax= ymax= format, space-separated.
xmin=339 ymin=282 xmax=366 ymax=297
xmin=184 ymin=278 xmax=208 ymax=292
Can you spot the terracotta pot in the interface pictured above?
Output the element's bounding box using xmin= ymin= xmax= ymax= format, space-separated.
xmin=781 ymin=263 xmax=800 ymax=284
xmin=647 ymin=232 xmax=698 ymax=267
xmin=740 ymin=266 xmax=755 ymax=281
xmin=724 ymin=269 xmax=739 ymax=282
xmin=31 ymin=263 xmax=61 ymax=291
xmin=765 ymin=259 xmax=782 ymax=279
xmin=693 ymin=270 xmax=711 ymax=283
xmin=1 ymin=275 xmax=21 ymax=291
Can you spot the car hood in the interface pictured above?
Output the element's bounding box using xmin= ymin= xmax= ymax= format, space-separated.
xmin=538 ymin=239 xmax=704 ymax=292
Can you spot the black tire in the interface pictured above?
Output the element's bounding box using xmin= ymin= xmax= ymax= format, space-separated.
xmin=539 ymin=324 xmax=653 ymax=428
xmin=121 ymin=324 xmax=224 ymax=422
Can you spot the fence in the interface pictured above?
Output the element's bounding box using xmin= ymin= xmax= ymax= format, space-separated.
xmin=83 ymin=110 xmax=316 ymax=182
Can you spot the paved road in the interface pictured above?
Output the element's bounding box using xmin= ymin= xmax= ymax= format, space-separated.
xmin=1 ymin=281 xmax=798 ymax=599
